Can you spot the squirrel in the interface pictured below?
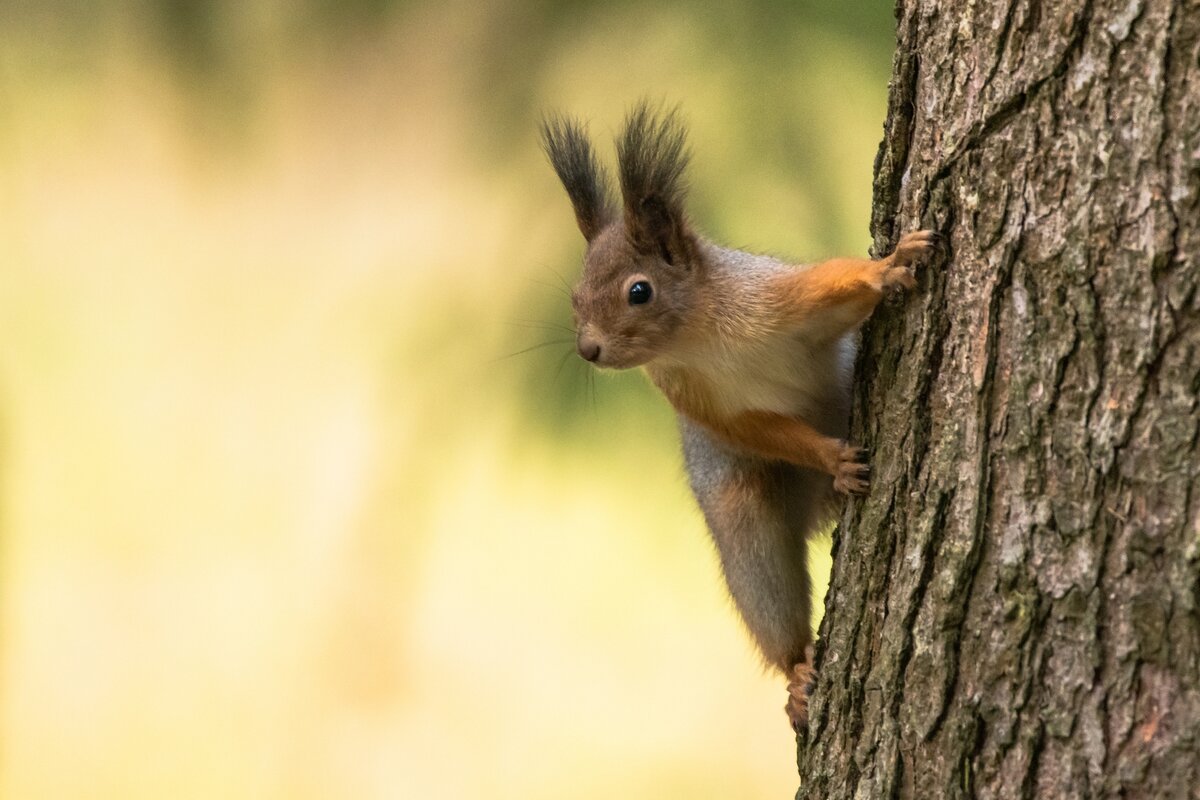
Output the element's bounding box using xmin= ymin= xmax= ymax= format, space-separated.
xmin=540 ymin=103 xmax=938 ymax=731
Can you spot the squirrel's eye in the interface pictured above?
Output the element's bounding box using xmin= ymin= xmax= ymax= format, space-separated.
xmin=628 ymin=281 xmax=653 ymax=305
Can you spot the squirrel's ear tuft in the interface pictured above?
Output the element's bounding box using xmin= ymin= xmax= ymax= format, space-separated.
xmin=541 ymin=115 xmax=614 ymax=242
xmin=616 ymin=101 xmax=695 ymax=265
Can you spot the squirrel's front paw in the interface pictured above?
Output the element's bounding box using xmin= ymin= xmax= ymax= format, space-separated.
xmin=832 ymin=444 xmax=870 ymax=495
xmin=881 ymin=229 xmax=941 ymax=290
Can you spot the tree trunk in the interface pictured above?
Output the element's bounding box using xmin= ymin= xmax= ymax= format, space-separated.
xmin=798 ymin=1 xmax=1200 ymax=798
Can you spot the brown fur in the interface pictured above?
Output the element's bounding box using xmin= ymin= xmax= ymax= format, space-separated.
xmin=542 ymin=105 xmax=940 ymax=732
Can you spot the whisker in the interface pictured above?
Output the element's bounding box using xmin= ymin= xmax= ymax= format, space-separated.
xmin=557 ymin=278 xmax=574 ymax=300
xmin=503 ymin=319 xmax=577 ymax=336
xmin=493 ymin=339 xmax=574 ymax=362
xmin=542 ymin=264 xmax=575 ymax=298
xmin=526 ymin=276 xmax=572 ymax=300
xmin=588 ymin=365 xmax=597 ymax=417
xmin=553 ymin=348 xmax=578 ymax=385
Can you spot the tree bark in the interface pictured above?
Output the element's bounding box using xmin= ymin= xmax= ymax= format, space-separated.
xmin=798 ymin=1 xmax=1200 ymax=798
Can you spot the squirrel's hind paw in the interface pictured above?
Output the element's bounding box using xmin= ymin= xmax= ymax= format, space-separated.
xmin=786 ymin=660 xmax=817 ymax=733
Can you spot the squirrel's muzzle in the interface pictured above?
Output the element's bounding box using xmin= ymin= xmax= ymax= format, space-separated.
xmin=577 ymin=335 xmax=601 ymax=363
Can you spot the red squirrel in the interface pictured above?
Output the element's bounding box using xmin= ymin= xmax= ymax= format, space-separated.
xmin=540 ymin=103 xmax=938 ymax=731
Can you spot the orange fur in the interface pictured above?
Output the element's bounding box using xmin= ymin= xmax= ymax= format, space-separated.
xmin=653 ymin=368 xmax=834 ymax=470
xmin=777 ymin=257 xmax=885 ymax=322
xmin=702 ymin=409 xmax=840 ymax=474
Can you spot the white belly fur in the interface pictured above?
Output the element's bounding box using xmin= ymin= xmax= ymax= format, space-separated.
xmin=691 ymin=331 xmax=856 ymax=421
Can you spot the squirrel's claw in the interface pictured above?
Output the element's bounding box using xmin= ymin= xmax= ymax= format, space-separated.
xmin=786 ymin=659 xmax=817 ymax=733
xmin=881 ymin=228 xmax=942 ymax=292
xmin=833 ymin=444 xmax=871 ymax=495
xmin=892 ymin=228 xmax=942 ymax=268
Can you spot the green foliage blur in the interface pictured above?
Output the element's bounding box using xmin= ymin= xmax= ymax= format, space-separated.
xmin=0 ymin=1 xmax=893 ymax=798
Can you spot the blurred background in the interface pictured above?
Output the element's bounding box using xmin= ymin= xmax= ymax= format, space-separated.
xmin=0 ymin=1 xmax=893 ymax=797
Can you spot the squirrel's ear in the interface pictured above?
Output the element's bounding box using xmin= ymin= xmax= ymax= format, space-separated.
xmin=541 ymin=115 xmax=614 ymax=242
xmin=616 ymin=102 xmax=696 ymax=266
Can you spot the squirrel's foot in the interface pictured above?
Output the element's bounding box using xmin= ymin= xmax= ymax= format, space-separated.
xmin=832 ymin=444 xmax=870 ymax=495
xmin=786 ymin=658 xmax=817 ymax=733
xmin=881 ymin=229 xmax=941 ymax=290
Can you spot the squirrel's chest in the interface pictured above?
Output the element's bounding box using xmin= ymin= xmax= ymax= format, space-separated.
xmin=654 ymin=332 xmax=854 ymax=422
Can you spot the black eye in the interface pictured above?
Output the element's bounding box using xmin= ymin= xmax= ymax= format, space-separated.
xmin=628 ymin=280 xmax=653 ymax=305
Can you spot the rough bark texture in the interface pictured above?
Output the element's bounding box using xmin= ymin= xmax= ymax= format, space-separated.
xmin=798 ymin=1 xmax=1200 ymax=798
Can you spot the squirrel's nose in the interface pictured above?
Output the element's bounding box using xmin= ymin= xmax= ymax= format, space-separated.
xmin=577 ymin=337 xmax=601 ymax=363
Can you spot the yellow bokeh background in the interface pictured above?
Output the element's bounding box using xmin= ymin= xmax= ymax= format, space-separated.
xmin=0 ymin=2 xmax=892 ymax=797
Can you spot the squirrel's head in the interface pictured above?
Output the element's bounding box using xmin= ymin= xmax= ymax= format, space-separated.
xmin=541 ymin=103 xmax=701 ymax=369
